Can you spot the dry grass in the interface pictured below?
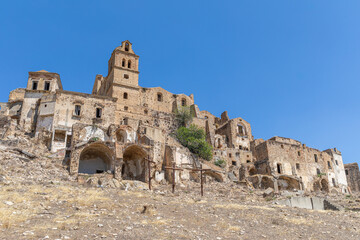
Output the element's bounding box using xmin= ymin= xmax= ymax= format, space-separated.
xmin=282 ymin=216 xmax=315 ymax=225
xmin=214 ymin=203 xmax=275 ymax=211
xmin=0 ymin=185 xmax=38 ymax=229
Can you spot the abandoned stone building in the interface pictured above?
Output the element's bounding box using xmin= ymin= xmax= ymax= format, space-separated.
xmin=0 ymin=40 xmax=356 ymax=193
xmin=344 ymin=163 xmax=360 ymax=193
xmin=251 ymin=137 xmax=348 ymax=193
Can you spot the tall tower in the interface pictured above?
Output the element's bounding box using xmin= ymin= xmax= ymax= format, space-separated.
xmin=107 ymin=40 xmax=140 ymax=88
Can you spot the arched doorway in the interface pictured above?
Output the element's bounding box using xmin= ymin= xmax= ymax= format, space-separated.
xmin=313 ymin=178 xmax=329 ymax=192
xmin=78 ymin=143 xmax=113 ymax=174
xmin=122 ymin=145 xmax=147 ymax=181
xmin=320 ymin=179 xmax=329 ymax=192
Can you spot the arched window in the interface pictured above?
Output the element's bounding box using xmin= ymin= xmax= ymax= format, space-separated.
xmin=123 ymin=92 xmax=128 ymax=99
xmin=125 ymin=42 xmax=129 ymax=51
xmin=128 ymin=60 xmax=131 ymax=68
xmin=157 ymin=93 xmax=163 ymax=102
xmin=181 ymin=98 xmax=186 ymax=106
xmin=122 ymin=59 xmax=125 ymax=67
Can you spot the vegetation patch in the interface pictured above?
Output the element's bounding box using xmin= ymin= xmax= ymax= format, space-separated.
xmin=175 ymin=125 xmax=213 ymax=161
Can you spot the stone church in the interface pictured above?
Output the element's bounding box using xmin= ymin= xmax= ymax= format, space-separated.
xmin=0 ymin=40 xmax=357 ymax=193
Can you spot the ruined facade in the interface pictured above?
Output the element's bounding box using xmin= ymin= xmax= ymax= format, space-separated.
xmin=251 ymin=137 xmax=348 ymax=193
xmin=344 ymin=163 xmax=360 ymax=193
xmin=0 ymin=40 xmax=354 ymax=193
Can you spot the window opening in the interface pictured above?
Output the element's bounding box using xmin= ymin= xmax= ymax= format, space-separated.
xmin=123 ymin=92 xmax=128 ymax=99
xmin=181 ymin=98 xmax=186 ymax=106
xmin=74 ymin=105 xmax=81 ymax=116
xmin=277 ymin=163 xmax=282 ymax=174
xmin=96 ymin=108 xmax=102 ymax=118
xmin=44 ymin=81 xmax=50 ymax=91
xmin=32 ymin=81 xmax=38 ymax=90
xmin=157 ymin=93 xmax=163 ymax=102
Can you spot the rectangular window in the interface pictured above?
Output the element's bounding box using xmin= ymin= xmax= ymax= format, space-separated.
xmin=232 ymin=161 xmax=237 ymax=166
xmin=327 ymin=161 xmax=332 ymax=169
xmin=296 ymin=163 xmax=300 ymax=170
xmin=44 ymin=81 xmax=50 ymax=91
xmin=335 ymin=160 xmax=338 ymax=166
xmin=277 ymin=163 xmax=282 ymax=174
xmin=74 ymin=105 xmax=81 ymax=116
xmin=314 ymin=154 xmax=318 ymax=162
xmin=316 ymin=168 xmax=321 ymax=175
xmin=96 ymin=108 xmax=102 ymax=118
xmin=298 ymin=151 xmax=301 ymax=156
xmin=32 ymin=81 xmax=38 ymax=90
xmin=332 ymin=178 xmax=336 ymax=187
xmin=229 ymin=153 xmax=232 ymax=157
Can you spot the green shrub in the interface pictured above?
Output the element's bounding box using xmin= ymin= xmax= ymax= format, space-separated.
xmin=175 ymin=125 xmax=213 ymax=161
xmin=317 ymin=173 xmax=326 ymax=178
xmin=175 ymin=106 xmax=192 ymax=127
xmin=214 ymin=158 xmax=226 ymax=168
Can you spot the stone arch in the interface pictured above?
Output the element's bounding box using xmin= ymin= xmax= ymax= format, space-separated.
xmin=203 ymin=170 xmax=223 ymax=182
xmin=122 ymin=145 xmax=148 ymax=182
xmin=116 ymin=129 xmax=127 ymax=143
xmin=278 ymin=176 xmax=301 ymax=190
xmin=313 ymin=178 xmax=329 ymax=192
xmin=78 ymin=143 xmax=114 ymax=174
xmin=320 ymin=179 xmax=329 ymax=192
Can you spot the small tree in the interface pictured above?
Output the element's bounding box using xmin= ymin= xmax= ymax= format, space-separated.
xmin=175 ymin=106 xmax=192 ymax=127
xmin=175 ymin=124 xmax=213 ymax=161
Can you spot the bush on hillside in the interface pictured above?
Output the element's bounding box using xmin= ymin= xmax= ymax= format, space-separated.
xmin=175 ymin=124 xmax=213 ymax=161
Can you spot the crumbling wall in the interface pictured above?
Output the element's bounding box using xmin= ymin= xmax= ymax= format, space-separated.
xmin=252 ymin=137 xmax=345 ymax=192
xmin=345 ymin=163 xmax=360 ymax=192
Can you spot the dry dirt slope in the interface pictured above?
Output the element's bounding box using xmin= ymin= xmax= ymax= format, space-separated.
xmin=0 ymin=182 xmax=360 ymax=240
xmin=0 ymin=136 xmax=360 ymax=239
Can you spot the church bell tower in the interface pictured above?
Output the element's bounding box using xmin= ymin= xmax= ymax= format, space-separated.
xmin=107 ymin=40 xmax=140 ymax=88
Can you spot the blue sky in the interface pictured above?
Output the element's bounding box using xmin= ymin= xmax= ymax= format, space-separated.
xmin=0 ymin=1 xmax=359 ymax=165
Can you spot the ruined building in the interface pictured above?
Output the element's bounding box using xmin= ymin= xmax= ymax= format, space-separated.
xmin=0 ymin=40 xmax=356 ymax=193
xmin=344 ymin=163 xmax=360 ymax=193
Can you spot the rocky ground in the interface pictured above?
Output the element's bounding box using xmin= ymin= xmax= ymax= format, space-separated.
xmin=0 ymin=135 xmax=360 ymax=240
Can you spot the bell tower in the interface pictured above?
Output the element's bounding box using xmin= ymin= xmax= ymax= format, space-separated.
xmin=107 ymin=40 xmax=140 ymax=88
